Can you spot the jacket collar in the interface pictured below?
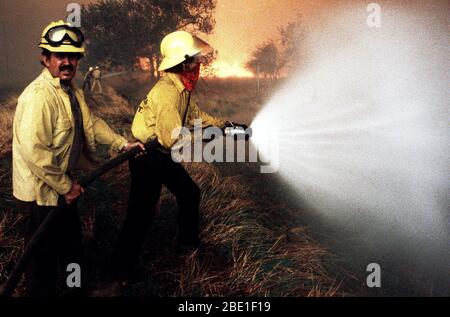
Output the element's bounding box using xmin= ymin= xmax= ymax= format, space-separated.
xmin=41 ymin=67 xmax=62 ymax=88
xmin=41 ymin=67 xmax=78 ymax=90
xmin=166 ymin=72 xmax=186 ymax=93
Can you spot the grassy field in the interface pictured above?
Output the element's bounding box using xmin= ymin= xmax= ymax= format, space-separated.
xmin=0 ymin=74 xmax=355 ymax=297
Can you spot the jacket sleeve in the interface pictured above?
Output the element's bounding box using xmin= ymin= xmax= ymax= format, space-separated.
xmin=17 ymin=91 xmax=73 ymax=195
xmin=186 ymin=96 xmax=226 ymax=129
xmin=153 ymin=85 xmax=184 ymax=149
xmin=90 ymin=112 xmax=128 ymax=151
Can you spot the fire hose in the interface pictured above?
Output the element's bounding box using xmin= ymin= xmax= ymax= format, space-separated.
xmin=0 ymin=142 xmax=151 ymax=297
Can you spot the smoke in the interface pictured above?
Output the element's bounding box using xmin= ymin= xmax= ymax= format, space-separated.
xmin=0 ymin=0 xmax=94 ymax=90
xmin=251 ymin=2 xmax=449 ymax=292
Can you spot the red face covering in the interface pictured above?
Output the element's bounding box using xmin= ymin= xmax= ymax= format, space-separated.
xmin=180 ymin=63 xmax=201 ymax=92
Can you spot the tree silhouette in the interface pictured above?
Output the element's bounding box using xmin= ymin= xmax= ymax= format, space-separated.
xmin=245 ymin=17 xmax=304 ymax=79
xmin=81 ymin=0 xmax=216 ymax=78
xmin=279 ymin=18 xmax=304 ymax=72
xmin=245 ymin=40 xmax=281 ymax=80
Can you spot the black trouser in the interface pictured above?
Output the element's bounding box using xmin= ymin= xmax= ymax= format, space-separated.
xmin=20 ymin=200 xmax=83 ymax=297
xmin=112 ymin=147 xmax=200 ymax=275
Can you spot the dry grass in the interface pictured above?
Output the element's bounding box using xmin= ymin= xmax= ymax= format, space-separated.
xmin=0 ymin=81 xmax=350 ymax=297
xmin=0 ymin=96 xmax=17 ymax=157
xmin=0 ymin=96 xmax=21 ymax=294
xmin=0 ymin=210 xmax=26 ymax=296
xmin=158 ymin=162 xmax=345 ymax=297
xmin=87 ymin=86 xmax=135 ymax=124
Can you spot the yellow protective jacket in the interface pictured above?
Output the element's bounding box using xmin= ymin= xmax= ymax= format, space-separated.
xmin=131 ymin=73 xmax=225 ymax=149
xmin=12 ymin=68 xmax=127 ymax=206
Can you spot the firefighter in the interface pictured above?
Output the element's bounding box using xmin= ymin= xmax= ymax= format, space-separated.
xmin=91 ymin=65 xmax=102 ymax=93
xmin=111 ymin=31 xmax=247 ymax=279
xmin=82 ymin=66 xmax=94 ymax=92
xmin=12 ymin=20 xmax=144 ymax=296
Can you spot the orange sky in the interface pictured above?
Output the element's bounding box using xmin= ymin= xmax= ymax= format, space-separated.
xmin=6 ymin=0 xmax=421 ymax=84
xmin=1 ymin=0 xmax=332 ymax=84
xmin=0 ymin=1 xmax=447 ymax=84
xmin=206 ymin=0 xmax=323 ymax=77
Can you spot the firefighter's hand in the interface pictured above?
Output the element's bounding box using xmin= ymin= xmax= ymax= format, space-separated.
xmin=64 ymin=181 xmax=85 ymax=205
xmin=123 ymin=141 xmax=146 ymax=158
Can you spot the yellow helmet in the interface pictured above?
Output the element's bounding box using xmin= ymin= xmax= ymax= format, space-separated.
xmin=38 ymin=20 xmax=85 ymax=54
xmin=158 ymin=31 xmax=211 ymax=71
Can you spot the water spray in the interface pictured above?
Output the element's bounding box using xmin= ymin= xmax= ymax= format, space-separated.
xmin=250 ymin=3 xmax=449 ymax=293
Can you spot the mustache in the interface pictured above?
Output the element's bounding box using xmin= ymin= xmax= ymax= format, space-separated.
xmin=59 ymin=65 xmax=74 ymax=72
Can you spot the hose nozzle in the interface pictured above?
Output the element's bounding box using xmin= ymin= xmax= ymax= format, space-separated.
xmin=223 ymin=122 xmax=252 ymax=141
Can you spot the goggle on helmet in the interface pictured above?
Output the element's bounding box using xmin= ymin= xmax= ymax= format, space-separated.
xmin=41 ymin=25 xmax=84 ymax=48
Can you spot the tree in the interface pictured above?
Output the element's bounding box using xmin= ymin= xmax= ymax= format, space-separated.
xmin=81 ymin=0 xmax=217 ymax=78
xmin=278 ymin=18 xmax=304 ymax=72
xmin=245 ymin=17 xmax=304 ymax=79
xmin=245 ymin=40 xmax=281 ymax=80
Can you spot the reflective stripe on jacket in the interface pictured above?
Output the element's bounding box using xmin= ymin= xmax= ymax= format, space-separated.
xmin=12 ymin=68 xmax=127 ymax=206
xmin=131 ymin=73 xmax=225 ymax=149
